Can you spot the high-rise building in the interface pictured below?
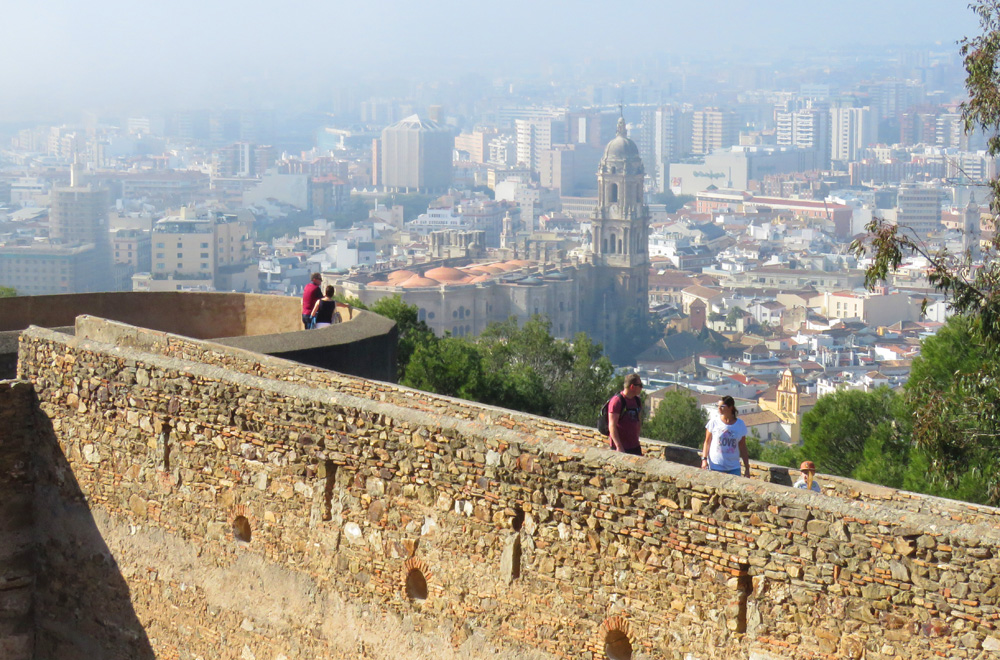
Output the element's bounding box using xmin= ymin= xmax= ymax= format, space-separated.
xmin=566 ymin=111 xmax=617 ymax=148
xmin=48 ymin=165 xmax=113 ymax=291
xmin=380 ymin=115 xmax=454 ymax=193
xmin=830 ymin=107 xmax=876 ymax=166
xmin=215 ymin=142 xmax=273 ymax=178
xmin=775 ymin=104 xmax=830 ymax=168
xmin=454 ymin=130 xmax=493 ymax=163
xmin=895 ymin=183 xmax=942 ymax=239
xmin=538 ymin=144 xmax=601 ymax=196
xmin=515 ymin=115 xmax=566 ymax=172
xmin=691 ymin=108 xmax=738 ymax=155
xmin=654 ymin=106 xmax=693 ymax=192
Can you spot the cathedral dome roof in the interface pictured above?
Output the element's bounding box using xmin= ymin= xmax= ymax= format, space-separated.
xmin=424 ymin=266 xmax=471 ymax=283
xmin=399 ymin=274 xmax=440 ymax=288
xmin=386 ymin=270 xmax=416 ymax=283
xmin=603 ymin=136 xmax=640 ymax=160
xmin=471 ymin=265 xmax=503 ymax=274
xmin=602 ymin=116 xmax=640 ymax=161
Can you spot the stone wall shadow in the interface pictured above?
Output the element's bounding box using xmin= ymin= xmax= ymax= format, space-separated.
xmin=29 ymin=399 xmax=154 ymax=660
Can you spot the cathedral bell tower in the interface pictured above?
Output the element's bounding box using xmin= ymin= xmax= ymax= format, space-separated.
xmin=587 ymin=115 xmax=650 ymax=359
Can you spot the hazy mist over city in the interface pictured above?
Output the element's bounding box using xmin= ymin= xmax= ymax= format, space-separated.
xmin=0 ymin=0 xmax=979 ymax=122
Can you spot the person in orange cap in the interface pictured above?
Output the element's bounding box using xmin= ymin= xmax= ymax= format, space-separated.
xmin=794 ymin=460 xmax=821 ymax=493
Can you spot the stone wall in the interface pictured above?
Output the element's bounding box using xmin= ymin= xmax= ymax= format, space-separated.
xmin=0 ymin=291 xmax=397 ymax=383
xmin=13 ymin=325 xmax=1000 ymax=659
xmin=0 ymin=380 xmax=35 ymax=660
xmin=0 ymin=292 xmax=302 ymax=337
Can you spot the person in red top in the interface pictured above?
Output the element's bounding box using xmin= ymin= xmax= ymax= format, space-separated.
xmin=608 ymin=373 xmax=644 ymax=456
xmin=302 ymin=273 xmax=323 ymax=329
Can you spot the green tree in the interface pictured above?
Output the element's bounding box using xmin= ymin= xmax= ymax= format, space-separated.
xmin=849 ymin=2 xmax=1000 ymax=503
xmin=0 ymin=286 xmax=16 ymax=297
xmin=549 ymin=332 xmax=616 ymax=426
xmin=644 ymin=391 xmax=708 ymax=448
xmin=402 ymin=336 xmax=485 ymax=401
xmin=851 ymin=393 xmax=913 ymax=489
xmin=800 ymin=387 xmax=898 ymax=478
xmin=759 ymin=442 xmax=804 ymax=469
xmin=368 ymin=295 xmax=435 ymax=381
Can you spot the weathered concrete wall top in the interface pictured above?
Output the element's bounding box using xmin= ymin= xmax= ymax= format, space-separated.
xmin=12 ymin=324 xmax=1000 ymax=660
xmin=0 ymin=291 xmax=307 ymax=336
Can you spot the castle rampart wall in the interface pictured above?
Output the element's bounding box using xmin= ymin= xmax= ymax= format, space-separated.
xmin=0 ymin=380 xmax=36 ymax=660
xmin=12 ymin=324 xmax=1000 ymax=659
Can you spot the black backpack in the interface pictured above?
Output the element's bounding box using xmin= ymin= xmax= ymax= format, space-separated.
xmin=598 ymin=393 xmax=640 ymax=435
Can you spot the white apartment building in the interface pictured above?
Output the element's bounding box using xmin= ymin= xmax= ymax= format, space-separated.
xmin=830 ymin=107 xmax=876 ymax=165
xmin=775 ymin=106 xmax=830 ymax=167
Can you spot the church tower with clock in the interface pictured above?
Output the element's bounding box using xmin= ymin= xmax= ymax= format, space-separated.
xmin=586 ymin=115 xmax=650 ymax=359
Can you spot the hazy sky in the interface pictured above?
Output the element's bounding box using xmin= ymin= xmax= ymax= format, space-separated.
xmin=0 ymin=0 xmax=981 ymax=119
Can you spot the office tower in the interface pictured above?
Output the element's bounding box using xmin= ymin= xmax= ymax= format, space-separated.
xmin=830 ymin=107 xmax=876 ymax=166
xmin=48 ymin=165 xmax=112 ymax=291
xmin=380 ymin=115 xmax=454 ymax=193
xmin=566 ymin=110 xmax=617 ymax=148
xmin=691 ymin=108 xmax=738 ymax=155
xmin=454 ymin=130 xmax=492 ymax=163
xmin=515 ymin=115 xmax=566 ymax=171
xmin=654 ymin=106 xmax=693 ymax=192
xmin=895 ymin=183 xmax=942 ymax=240
xmin=215 ymin=142 xmax=273 ymax=178
xmin=538 ymin=144 xmax=601 ymax=195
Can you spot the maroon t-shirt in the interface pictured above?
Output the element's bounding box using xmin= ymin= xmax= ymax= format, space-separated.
xmin=608 ymin=394 xmax=641 ymax=451
xmin=302 ymin=282 xmax=322 ymax=315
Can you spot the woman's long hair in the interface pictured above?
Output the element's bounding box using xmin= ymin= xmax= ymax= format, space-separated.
xmin=720 ymin=395 xmax=738 ymax=418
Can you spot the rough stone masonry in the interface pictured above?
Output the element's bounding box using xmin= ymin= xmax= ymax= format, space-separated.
xmin=5 ymin=318 xmax=1000 ymax=660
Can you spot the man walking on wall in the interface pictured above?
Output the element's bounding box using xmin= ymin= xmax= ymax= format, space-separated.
xmin=608 ymin=373 xmax=644 ymax=456
xmin=302 ymin=273 xmax=322 ymax=329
